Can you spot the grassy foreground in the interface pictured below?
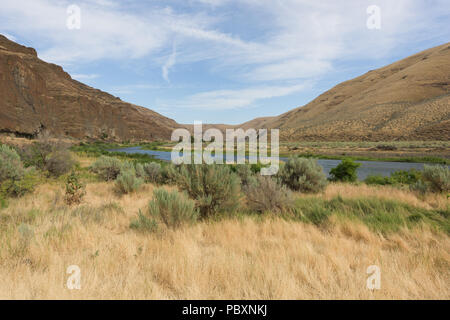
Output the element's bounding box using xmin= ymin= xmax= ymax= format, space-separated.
xmin=0 ymin=164 xmax=448 ymax=299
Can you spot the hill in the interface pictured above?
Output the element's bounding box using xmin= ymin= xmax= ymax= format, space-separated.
xmin=248 ymin=43 xmax=450 ymax=141
xmin=0 ymin=35 xmax=179 ymax=141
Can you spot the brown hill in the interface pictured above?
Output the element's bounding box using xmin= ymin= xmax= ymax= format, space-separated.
xmin=0 ymin=35 xmax=179 ymax=141
xmin=250 ymin=43 xmax=450 ymax=141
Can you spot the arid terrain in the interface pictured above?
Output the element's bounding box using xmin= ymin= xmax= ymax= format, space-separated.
xmin=0 ymin=153 xmax=448 ymax=299
xmin=0 ymin=35 xmax=449 ymax=302
xmin=1 ymin=35 xmax=449 ymax=144
xmin=0 ymin=35 xmax=179 ymax=141
xmin=0 ymin=139 xmax=450 ymax=299
xmin=187 ymin=43 xmax=450 ymax=142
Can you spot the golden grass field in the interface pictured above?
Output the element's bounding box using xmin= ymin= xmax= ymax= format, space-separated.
xmin=0 ymin=176 xmax=448 ymax=300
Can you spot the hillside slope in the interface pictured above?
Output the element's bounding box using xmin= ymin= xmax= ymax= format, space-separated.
xmin=233 ymin=43 xmax=449 ymax=141
xmin=0 ymin=35 xmax=179 ymax=141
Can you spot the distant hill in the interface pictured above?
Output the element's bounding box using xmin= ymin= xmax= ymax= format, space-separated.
xmin=1 ymin=35 xmax=448 ymax=143
xmin=202 ymin=43 xmax=449 ymax=141
xmin=0 ymin=34 xmax=180 ymax=141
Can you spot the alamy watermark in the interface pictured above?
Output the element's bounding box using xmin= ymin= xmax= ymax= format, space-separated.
xmin=367 ymin=5 xmax=381 ymax=30
xmin=67 ymin=4 xmax=81 ymax=30
xmin=66 ymin=265 xmax=81 ymax=290
xmin=171 ymin=121 xmax=279 ymax=175
xmin=366 ymin=265 xmax=381 ymax=290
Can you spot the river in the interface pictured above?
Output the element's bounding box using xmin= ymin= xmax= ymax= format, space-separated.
xmin=110 ymin=146 xmax=432 ymax=180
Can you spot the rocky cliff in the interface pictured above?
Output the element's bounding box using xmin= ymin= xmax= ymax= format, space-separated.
xmin=0 ymin=35 xmax=179 ymax=141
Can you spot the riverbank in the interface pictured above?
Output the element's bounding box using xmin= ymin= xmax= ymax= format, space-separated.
xmin=137 ymin=141 xmax=450 ymax=165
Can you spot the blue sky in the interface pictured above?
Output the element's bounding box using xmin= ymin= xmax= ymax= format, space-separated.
xmin=1 ymin=0 xmax=449 ymax=124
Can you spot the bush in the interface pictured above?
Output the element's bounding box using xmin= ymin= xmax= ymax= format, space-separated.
xmin=420 ymin=165 xmax=450 ymax=193
xmin=364 ymin=175 xmax=392 ymax=186
xmin=390 ymin=169 xmax=422 ymax=185
xmin=365 ymin=169 xmax=422 ymax=186
xmin=18 ymin=135 xmax=74 ymax=177
xmin=45 ymin=150 xmax=75 ymax=177
xmin=174 ymin=164 xmax=241 ymax=218
xmin=142 ymin=162 xmax=162 ymax=184
xmin=244 ymin=176 xmax=294 ymax=214
xmin=135 ymin=163 xmax=146 ymax=180
xmin=130 ymin=210 xmax=158 ymax=232
xmin=0 ymin=144 xmax=25 ymax=182
xmin=90 ymin=156 xmax=123 ymax=181
xmin=278 ymin=157 xmax=327 ymax=193
xmin=160 ymin=163 xmax=179 ymax=185
xmin=17 ymin=141 xmax=52 ymax=169
xmin=0 ymin=168 xmax=39 ymax=198
xmin=148 ymin=188 xmax=198 ymax=229
xmin=64 ymin=171 xmax=86 ymax=205
xmin=329 ymin=159 xmax=361 ymax=182
xmin=231 ymin=164 xmax=257 ymax=187
xmin=410 ymin=180 xmax=429 ymax=195
xmin=115 ymin=170 xmax=143 ymax=194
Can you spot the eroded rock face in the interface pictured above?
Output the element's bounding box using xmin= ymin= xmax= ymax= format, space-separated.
xmin=0 ymin=35 xmax=179 ymax=141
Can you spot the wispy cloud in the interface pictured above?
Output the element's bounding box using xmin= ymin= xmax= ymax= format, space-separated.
xmin=0 ymin=0 xmax=448 ymax=116
xmin=162 ymin=44 xmax=177 ymax=83
xmin=170 ymin=84 xmax=309 ymax=110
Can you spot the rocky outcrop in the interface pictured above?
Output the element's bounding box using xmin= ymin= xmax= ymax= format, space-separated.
xmin=0 ymin=35 xmax=179 ymax=141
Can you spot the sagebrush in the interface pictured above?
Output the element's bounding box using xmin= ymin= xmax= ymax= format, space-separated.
xmin=173 ymin=164 xmax=241 ymax=218
xmin=279 ymin=157 xmax=327 ymax=193
xmin=148 ymin=188 xmax=198 ymax=229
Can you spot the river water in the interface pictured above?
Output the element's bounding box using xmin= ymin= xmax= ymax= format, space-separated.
xmin=110 ymin=146 xmax=431 ymax=180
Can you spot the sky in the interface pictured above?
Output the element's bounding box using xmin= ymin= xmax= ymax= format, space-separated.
xmin=0 ymin=0 xmax=449 ymax=124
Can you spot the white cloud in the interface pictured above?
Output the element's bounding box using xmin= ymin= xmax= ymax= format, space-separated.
xmin=162 ymin=44 xmax=177 ymax=82
xmin=173 ymin=84 xmax=308 ymax=110
xmin=0 ymin=0 xmax=448 ymax=112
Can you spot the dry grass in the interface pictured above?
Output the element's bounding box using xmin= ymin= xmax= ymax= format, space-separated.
xmin=0 ymin=182 xmax=448 ymax=299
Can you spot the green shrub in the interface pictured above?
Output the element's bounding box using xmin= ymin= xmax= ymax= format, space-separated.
xmin=278 ymin=157 xmax=327 ymax=193
xmin=148 ymin=188 xmax=198 ymax=229
xmin=365 ymin=169 xmax=422 ymax=186
xmin=90 ymin=156 xmax=123 ymax=181
xmin=0 ymin=168 xmax=39 ymax=198
xmin=135 ymin=163 xmax=146 ymax=180
xmin=244 ymin=176 xmax=294 ymax=214
xmin=410 ymin=180 xmax=429 ymax=195
xmin=17 ymin=141 xmax=52 ymax=169
xmin=231 ymin=164 xmax=257 ymax=187
xmin=390 ymin=169 xmax=422 ymax=185
xmin=364 ymin=175 xmax=392 ymax=186
xmin=115 ymin=170 xmax=143 ymax=194
xmin=0 ymin=144 xmax=25 ymax=182
xmin=174 ymin=164 xmax=241 ymax=218
xmin=329 ymin=159 xmax=361 ymax=182
xmin=130 ymin=210 xmax=158 ymax=232
xmin=64 ymin=171 xmax=86 ymax=205
xmin=160 ymin=163 xmax=179 ymax=185
xmin=420 ymin=165 xmax=450 ymax=193
xmin=142 ymin=162 xmax=162 ymax=184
